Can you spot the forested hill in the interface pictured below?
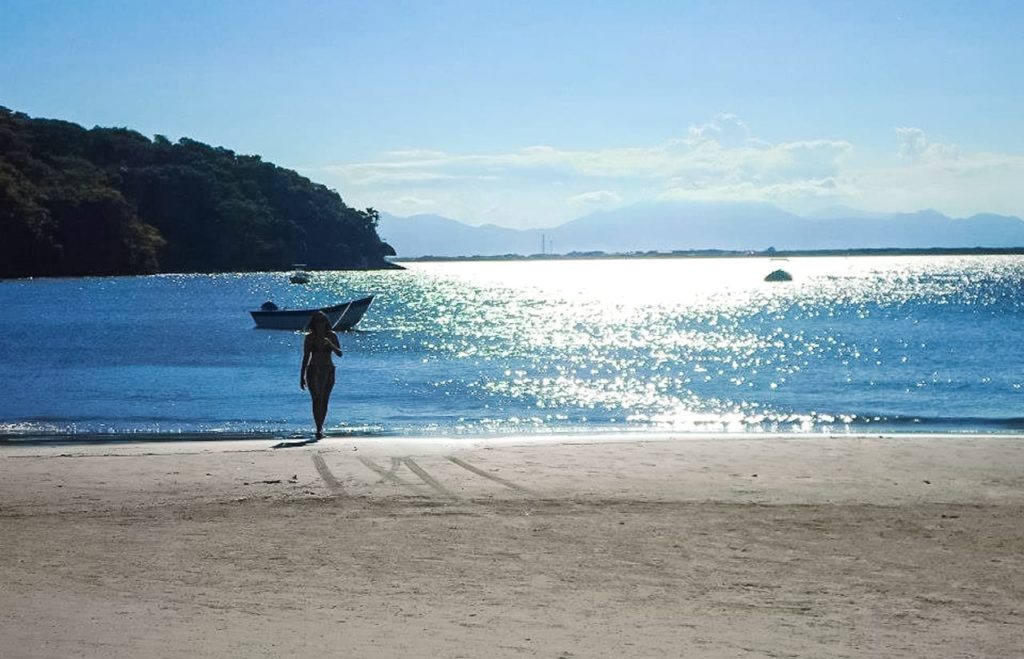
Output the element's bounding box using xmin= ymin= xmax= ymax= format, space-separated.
xmin=0 ymin=107 xmax=398 ymax=278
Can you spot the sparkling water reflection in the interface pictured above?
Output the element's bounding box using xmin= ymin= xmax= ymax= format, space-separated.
xmin=1 ymin=255 xmax=1022 ymax=440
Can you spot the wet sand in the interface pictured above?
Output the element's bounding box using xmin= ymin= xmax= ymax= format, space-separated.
xmin=2 ymin=434 xmax=1022 ymax=658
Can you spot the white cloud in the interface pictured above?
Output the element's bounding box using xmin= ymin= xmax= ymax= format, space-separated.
xmin=686 ymin=113 xmax=752 ymax=148
xmin=568 ymin=190 xmax=623 ymax=206
xmin=389 ymin=196 xmax=436 ymax=212
xmin=521 ymin=145 xmax=561 ymax=157
xmin=896 ymin=127 xmax=960 ymax=160
xmin=660 ymin=177 xmax=846 ymax=204
xmin=316 ymin=116 xmax=1024 ymax=226
xmin=329 ymin=145 xmax=574 ymax=185
xmin=334 ymin=132 xmax=850 ymax=188
xmin=383 ymin=149 xmax=449 ymax=160
xmin=847 ymin=149 xmax=1024 ymax=216
xmin=328 ymin=163 xmax=457 ymax=185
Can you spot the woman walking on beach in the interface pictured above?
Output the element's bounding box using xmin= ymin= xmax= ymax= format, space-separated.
xmin=300 ymin=311 xmax=343 ymax=439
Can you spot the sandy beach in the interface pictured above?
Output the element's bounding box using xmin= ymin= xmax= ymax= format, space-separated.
xmin=2 ymin=434 xmax=1022 ymax=658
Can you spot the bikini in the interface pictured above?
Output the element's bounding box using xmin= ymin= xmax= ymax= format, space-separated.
xmin=306 ymin=337 xmax=337 ymax=396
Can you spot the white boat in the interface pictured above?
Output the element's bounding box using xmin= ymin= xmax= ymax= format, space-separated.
xmin=250 ymin=296 xmax=374 ymax=330
xmin=289 ymin=264 xmax=310 ymax=284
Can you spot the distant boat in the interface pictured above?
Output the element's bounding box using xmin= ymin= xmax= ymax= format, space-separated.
xmin=289 ymin=264 xmax=310 ymax=284
xmin=250 ymin=296 xmax=374 ymax=330
xmin=764 ymin=269 xmax=793 ymax=282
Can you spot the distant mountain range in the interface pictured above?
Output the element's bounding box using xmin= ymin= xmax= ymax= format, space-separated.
xmin=378 ymin=202 xmax=1024 ymax=258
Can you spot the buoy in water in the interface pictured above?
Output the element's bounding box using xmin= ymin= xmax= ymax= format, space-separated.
xmin=764 ymin=269 xmax=793 ymax=282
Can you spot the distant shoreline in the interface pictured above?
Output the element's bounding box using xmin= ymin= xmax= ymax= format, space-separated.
xmin=392 ymin=246 xmax=1024 ymax=263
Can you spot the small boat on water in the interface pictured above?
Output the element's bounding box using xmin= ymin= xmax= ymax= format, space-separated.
xmin=250 ymin=296 xmax=374 ymax=330
xmin=289 ymin=265 xmax=310 ymax=284
xmin=764 ymin=269 xmax=793 ymax=282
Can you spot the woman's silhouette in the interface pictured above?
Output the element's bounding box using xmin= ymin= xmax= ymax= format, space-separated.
xmin=300 ymin=311 xmax=342 ymax=439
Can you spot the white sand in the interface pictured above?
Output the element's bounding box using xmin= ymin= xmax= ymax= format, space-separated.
xmin=2 ymin=434 xmax=1022 ymax=658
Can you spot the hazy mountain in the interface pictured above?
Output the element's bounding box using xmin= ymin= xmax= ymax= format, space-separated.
xmin=379 ymin=202 xmax=1024 ymax=258
xmin=793 ymin=210 xmax=1024 ymax=250
xmin=552 ymin=201 xmax=804 ymax=252
xmin=378 ymin=213 xmax=546 ymax=257
xmin=803 ymin=205 xmax=893 ymax=220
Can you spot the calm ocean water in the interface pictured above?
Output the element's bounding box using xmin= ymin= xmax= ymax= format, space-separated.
xmin=1 ymin=256 xmax=1022 ymax=442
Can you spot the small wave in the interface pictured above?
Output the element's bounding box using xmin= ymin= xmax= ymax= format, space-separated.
xmin=0 ymin=424 xmax=393 ymax=445
xmin=841 ymin=414 xmax=1024 ymax=432
xmin=4 ymin=413 xmax=1023 ymax=445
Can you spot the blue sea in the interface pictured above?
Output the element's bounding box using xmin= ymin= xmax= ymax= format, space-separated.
xmin=1 ymin=256 xmax=1023 ymax=443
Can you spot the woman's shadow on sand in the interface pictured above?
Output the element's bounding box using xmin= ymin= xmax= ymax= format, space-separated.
xmin=271 ymin=437 xmax=321 ymax=449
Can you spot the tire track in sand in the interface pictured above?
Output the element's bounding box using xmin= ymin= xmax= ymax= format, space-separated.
xmin=400 ymin=458 xmax=455 ymax=497
xmin=311 ymin=452 xmax=345 ymax=495
xmin=356 ymin=456 xmax=456 ymax=497
xmin=357 ymin=456 xmax=424 ymax=494
xmin=446 ymin=456 xmax=539 ymax=496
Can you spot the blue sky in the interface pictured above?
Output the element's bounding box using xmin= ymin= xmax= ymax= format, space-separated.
xmin=2 ymin=0 xmax=1022 ymax=227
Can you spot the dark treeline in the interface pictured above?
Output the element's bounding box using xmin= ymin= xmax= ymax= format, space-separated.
xmin=0 ymin=107 xmax=397 ymax=278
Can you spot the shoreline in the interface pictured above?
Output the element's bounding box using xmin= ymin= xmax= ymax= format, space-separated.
xmin=3 ymin=428 xmax=1022 ymax=453
xmin=3 ymin=433 xmax=1022 ymax=657
xmin=392 ymin=246 xmax=1024 ymax=263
